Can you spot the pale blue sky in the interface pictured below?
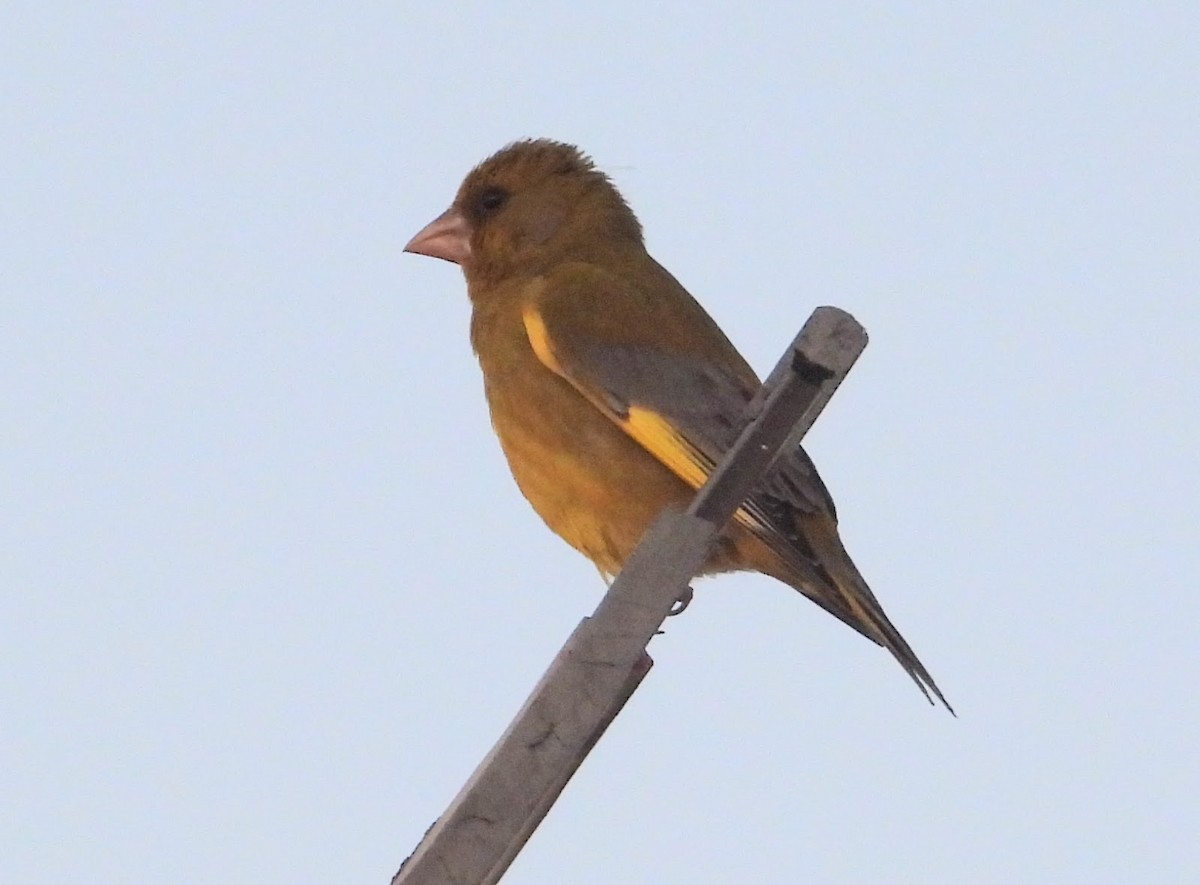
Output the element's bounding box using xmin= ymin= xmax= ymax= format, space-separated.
xmin=3 ymin=4 xmax=1198 ymax=883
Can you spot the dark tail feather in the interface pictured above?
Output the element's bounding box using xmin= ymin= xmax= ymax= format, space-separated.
xmin=798 ymin=516 xmax=955 ymax=714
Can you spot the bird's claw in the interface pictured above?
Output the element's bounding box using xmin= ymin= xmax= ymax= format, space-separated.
xmin=667 ymin=586 xmax=694 ymax=616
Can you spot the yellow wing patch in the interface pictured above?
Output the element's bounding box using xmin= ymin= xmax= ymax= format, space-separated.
xmin=524 ymin=299 xmax=766 ymax=536
xmin=626 ymin=406 xmax=771 ymax=536
xmin=522 ymin=303 xmax=562 ymax=374
xmin=624 ymin=406 xmax=710 ymax=490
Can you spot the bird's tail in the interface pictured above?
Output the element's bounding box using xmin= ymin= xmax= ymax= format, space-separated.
xmin=796 ymin=514 xmax=955 ymax=714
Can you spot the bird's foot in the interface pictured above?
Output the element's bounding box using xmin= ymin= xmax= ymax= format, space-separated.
xmin=667 ymin=586 xmax=694 ymax=616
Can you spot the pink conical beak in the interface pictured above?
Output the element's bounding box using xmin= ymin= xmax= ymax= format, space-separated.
xmin=404 ymin=206 xmax=471 ymax=265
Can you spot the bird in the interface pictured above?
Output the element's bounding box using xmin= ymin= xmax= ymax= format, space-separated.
xmin=405 ymin=138 xmax=952 ymax=712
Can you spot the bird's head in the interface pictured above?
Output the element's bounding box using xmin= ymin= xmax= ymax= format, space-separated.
xmin=405 ymin=139 xmax=643 ymax=288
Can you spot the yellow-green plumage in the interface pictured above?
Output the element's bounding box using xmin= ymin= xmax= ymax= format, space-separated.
xmin=405 ymin=138 xmax=952 ymax=712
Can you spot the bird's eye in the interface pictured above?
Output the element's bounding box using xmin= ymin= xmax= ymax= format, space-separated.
xmin=474 ymin=186 xmax=509 ymax=217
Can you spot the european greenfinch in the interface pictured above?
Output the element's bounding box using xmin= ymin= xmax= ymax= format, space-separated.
xmin=406 ymin=139 xmax=951 ymax=711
